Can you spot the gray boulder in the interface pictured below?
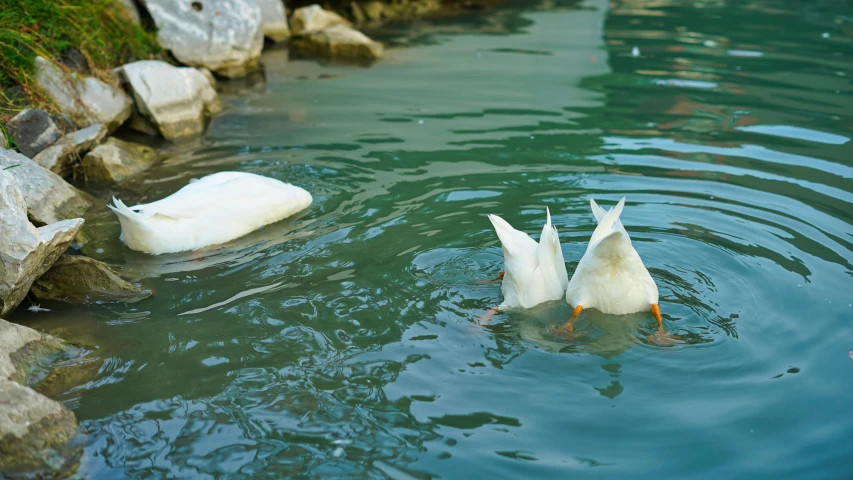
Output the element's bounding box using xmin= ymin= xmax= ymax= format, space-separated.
xmin=258 ymin=0 xmax=290 ymax=42
xmin=82 ymin=137 xmax=157 ymax=183
xmin=141 ymin=0 xmax=264 ymax=78
xmin=291 ymin=24 xmax=384 ymax=63
xmin=31 ymin=255 xmax=151 ymax=304
xmin=3 ymin=109 xmax=61 ymax=158
xmin=290 ymin=4 xmax=351 ymax=35
xmin=0 ymin=378 xmax=80 ymax=477
xmin=0 ymin=169 xmax=84 ymax=318
xmin=34 ymin=57 xmax=132 ymax=131
xmin=0 ymin=148 xmax=91 ymax=226
xmin=32 ymin=123 xmax=108 ymax=176
xmin=118 ymin=60 xmax=220 ymax=141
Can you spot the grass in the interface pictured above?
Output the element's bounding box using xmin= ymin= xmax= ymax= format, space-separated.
xmin=0 ymin=0 xmax=161 ymax=119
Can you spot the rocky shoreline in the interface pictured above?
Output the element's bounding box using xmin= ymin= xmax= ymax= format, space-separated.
xmin=0 ymin=1 xmax=391 ymax=476
xmin=0 ymin=0 xmax=507 ymax=476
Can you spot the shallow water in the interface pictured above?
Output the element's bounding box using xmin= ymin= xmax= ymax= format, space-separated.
xmin=14 ymin=0 xmax=853 ymax=477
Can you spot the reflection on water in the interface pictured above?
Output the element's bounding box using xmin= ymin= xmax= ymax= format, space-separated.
xmin=11 ymin=0 xmax=853 ymax=477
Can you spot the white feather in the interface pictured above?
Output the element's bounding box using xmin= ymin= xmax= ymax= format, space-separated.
xmin=108 ymin=172 xmax=312 ymax=255
xmin=565 ymin=197 xmax=658 ymax=314
xmin=489 ymin=208 xmax=569 ymax=309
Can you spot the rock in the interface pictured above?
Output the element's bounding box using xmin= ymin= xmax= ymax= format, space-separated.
xmin=141 ymin=0 xmax=264 ymax=78
xmin=118 ymin=60 xmax=220 ymax=141
xmin=127 ymin=108 xmax=160 ymax=136
xmin=117 ymin=0 xmax=142 ymax=24
xmin=82 ymin=137 xmax=157 ymax=183
xmin=34 ymin=57 xmax=132 ymax=131
xmin=3 ymin=109 xmax=61 ymax=158
xmin=0 ymin=169 xmax=84 ymax=318
xmin=31 ymin=255 xmax=151 ymax=304
xmin=291 ymin=4 xmax=351 ymax=35
xmin=0 ymin=320 xmax=80 ymax=476
xmin=0 ymin=148 xmax=92 ymax=225
xmin=32 ymin=123 xmax=108 ymax=176
xmin=0 ymin=319 xmax=65 ymax=385
xmin=257 ymin=0 xmax=290 ymax=42
xmin=363 ymin=1 xmax=385 ymax=21
xmin=50 ymin=113 xmax=77 ymax=134
xmin=290 ymin=25 xmax=383 ymax=63
xmin=0 ymin=378 xmax=80 ymax=477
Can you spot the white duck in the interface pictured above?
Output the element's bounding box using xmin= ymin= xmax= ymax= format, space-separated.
xmin=559 ymin=197 xmax=662 ymax=332
xmin=486 ymin=208 xmax=569 ymax=313
xmin=109 ymin=171 xmax=312 ymax=255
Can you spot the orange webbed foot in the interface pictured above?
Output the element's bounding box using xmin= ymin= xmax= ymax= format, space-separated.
xmin=549 ymin=305 xmax=583 ymax=337
xmin=479 ymin=306 xmax=500 ymax=325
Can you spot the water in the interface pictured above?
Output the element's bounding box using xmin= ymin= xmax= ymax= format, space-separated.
xmin=14 ymin=0 xmax=853 ymax=477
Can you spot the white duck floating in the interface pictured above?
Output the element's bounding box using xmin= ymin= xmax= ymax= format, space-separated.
xmin=487 ymin=208 xmax=569 ymax=311
xmin=559 ymin=197 xmax=661 ymax=332
xmin=109 ymin=171 xmax=312 ymax=255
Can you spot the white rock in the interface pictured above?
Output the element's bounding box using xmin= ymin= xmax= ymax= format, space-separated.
xmin=0 ymin=169 xmax=84 ymax=318
xmin=257 ymin=0 xmax=290 ymax=42
xmin=291 ymin=4 xmax=351 ymax=35
xmin=0 ymin=149 xmax=91 ymax=226
xmin=118 ymin=60 xmax=220 ymax=141
xmin=141 ymin=0 xmax=264 ymax=78
xmin=34 ymin=57 xmax=132 ymax=131
xmin=32 ymin=124 xmax=108 ymax=176
xmin=291 ymin=24 xmax=383 ymax=63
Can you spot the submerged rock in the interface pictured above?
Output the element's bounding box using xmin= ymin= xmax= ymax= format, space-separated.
xmin=32 ymin=123 xmax=108 ymax=176
xmin=291 ymin=4 xmax=351 ymax=35
xmin=0 ymin=169 xmax=84 ymax=318
xmin=0 ymin=149 xmax=91 ymax=226
xmin=141 ymin=0 xmax=264 ymax=78
xmin=119 ymin=60 xmax=220 ymax=141
xmin=0 ymin=319 xmax=81 ymax=476
xmin=0 ymin=378 xmax=80 ymax=477
xmin=291 ymin=24 xmax=384 ymax=63
xmin=31 ymin=255 xmax=151 ymax=304
xmin=82 ymin=137 xmax=157 ymax=183
xmin=34 ymin=57 xmax=132 ymax=132
xmin=0 ymin=318 xmax=64 ymax=384
xmin=3 ymin=109 xmax=61 ymax=158
xmin=258 ymin=0 xmax=291 ymax=42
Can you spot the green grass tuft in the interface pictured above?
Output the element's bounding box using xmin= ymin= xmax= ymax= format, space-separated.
xmin=0 ymin=0 xmax=162 ymax=119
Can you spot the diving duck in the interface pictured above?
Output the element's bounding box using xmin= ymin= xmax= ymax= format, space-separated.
xmin=109 ymin=171 xmax=312 ymax=255
xmin=559 ymin=197 xmax=662 ymax=332
xmin=486 ymin=208 xmax=569 ymax=314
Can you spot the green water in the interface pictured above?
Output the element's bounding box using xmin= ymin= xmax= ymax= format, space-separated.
xmin=15 ymin=0 xmax=853 ymax=477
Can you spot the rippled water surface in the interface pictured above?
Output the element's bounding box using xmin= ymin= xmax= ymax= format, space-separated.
xmin=17 ymin=0 xmax=853 ymax=477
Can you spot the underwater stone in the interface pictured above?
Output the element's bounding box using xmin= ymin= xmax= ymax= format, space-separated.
xmin=31 ymin=255 xmax=151 ymax=304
